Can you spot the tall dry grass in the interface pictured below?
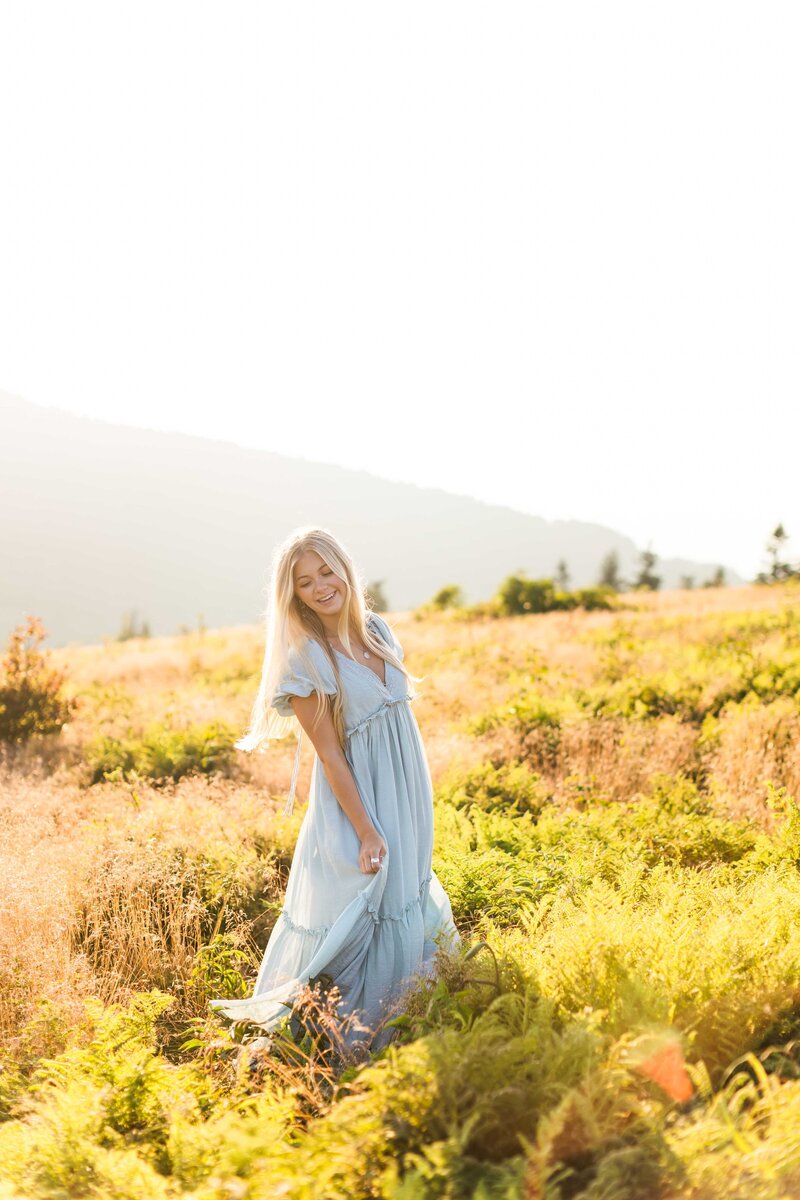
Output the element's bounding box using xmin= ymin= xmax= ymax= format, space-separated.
xmin=1 ymin=583 xmax=797 ymax=1045
xmin=1 ymin=581 xmax=800 ymax=1196
xmin=0 ymin=759 xmax=298 ymax=1047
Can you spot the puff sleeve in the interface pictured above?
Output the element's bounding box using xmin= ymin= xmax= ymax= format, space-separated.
xmin=271 ymin=643 xmax=337 ymax=717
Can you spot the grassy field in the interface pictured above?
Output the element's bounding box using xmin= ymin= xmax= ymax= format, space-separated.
xmin=3 ymin=582 xmax=800 ymax=1198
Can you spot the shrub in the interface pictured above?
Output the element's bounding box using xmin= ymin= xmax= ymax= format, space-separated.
xmin=436 ymin=758 xmax=549 ymax=818
xmin=83 ymin=719 xmax=237 ymax=784
xmin=492 ymin=575 xmax=618 ymax=617
xmin=435 ymin=843 xmax=547 ymax=928
xmin=0 ymin=616 xmax=78 ymax=744
xmin=573 ymin=585 xmax=618 ymax=611
xmin=428 ymin=584 xmax=465 ymax=610
xmin=0 ymin=991 xmax=245 ymax=1197
xmin=495 ymin=574 xmax=559 ymax=615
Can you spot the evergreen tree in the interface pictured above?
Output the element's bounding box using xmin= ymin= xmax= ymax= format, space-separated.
xmin=598 ymin=549 xmax=622 ymax=591
xmin=633 ymin=546 xmax=661 ymax=591
xmin=766 ymin=524 xmax=793 ymax=582
xmin=117 ymin=609 xmax=151 ymax=641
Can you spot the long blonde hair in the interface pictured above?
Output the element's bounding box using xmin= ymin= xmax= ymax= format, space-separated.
xmin=236 ymin=525 xmax=417 ymax=757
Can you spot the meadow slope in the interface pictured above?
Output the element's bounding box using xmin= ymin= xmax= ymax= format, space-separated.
xmin=2 ymin=583 xmax=800 ymax=1198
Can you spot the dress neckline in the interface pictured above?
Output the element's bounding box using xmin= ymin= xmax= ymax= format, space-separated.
xmin=313 ymin=616 xmax=389 ymax=691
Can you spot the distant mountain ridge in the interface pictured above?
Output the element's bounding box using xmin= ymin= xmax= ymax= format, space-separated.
xmin=0 ymin=391 xmax=744 ymax=647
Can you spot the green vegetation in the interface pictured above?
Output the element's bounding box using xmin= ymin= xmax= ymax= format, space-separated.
xmin=4 ymin=587 xmax=800 ymax=1196
xmin=117 ymin=609 xmax=152 ymax=640
xmin=0 ymin=616 xmax=78 ymax=744
xmin=418 ymin=569 xmax=619 ymax=621
xmin=492 ymin=573 xmax=618 ymax=616
xmin=83 ymin=718 xmax=238 ymax=783
xmin=756 ymin=523 xmax=800 ymax=584
xmin=428 ymin=584 xmax=466 ymax=611
xmin=418 ymin=521 xmax=800 ymax=625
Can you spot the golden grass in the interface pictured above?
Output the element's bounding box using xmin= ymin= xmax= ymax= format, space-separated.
xmin=2 ymin=582 xmax=800 ymax=1196
xmin=1 ymin=581 xmax=797 ymax=1050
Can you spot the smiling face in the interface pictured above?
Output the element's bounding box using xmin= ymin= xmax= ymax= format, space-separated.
xmin=293 ymin=550 xmax=347 ymax=623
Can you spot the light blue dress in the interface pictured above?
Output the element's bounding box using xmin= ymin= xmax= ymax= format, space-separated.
xmin=209 ymin=613 xmax=459 ymax=1047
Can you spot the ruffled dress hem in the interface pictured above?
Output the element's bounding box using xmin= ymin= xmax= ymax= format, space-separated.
xmin=208 ymin=868 xmax=457 ymax=1031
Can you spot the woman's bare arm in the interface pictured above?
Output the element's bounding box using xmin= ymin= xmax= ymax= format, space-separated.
xmin=289 ymin=692 xmax=386 ymax=873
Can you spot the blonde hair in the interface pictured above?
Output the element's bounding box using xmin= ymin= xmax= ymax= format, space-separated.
xmin=236 ymin=525 xmax=417 ymax=758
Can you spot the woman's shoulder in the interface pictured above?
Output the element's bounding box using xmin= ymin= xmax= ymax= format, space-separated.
xmin=297 ymin=634 xmax=332 ymax=669
xmin=282 ymin=635 xmax=334 ymax=678
xmin=279 ymin=636 xmax=337 ymax=697
xmin=367 ymin=611 xmax=391 ymax=641
xmin=368 ymin=611 xmax=403 ymax=660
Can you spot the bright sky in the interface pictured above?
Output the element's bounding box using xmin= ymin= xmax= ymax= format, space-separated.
xmin=1 ymin=3 xmax=798 ymax=580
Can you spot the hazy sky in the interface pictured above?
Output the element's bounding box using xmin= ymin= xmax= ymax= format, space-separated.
xmin=1 ymin=2 xmax=798 ymax=580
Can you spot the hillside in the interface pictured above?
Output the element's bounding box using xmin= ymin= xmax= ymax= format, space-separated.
xmin=0 ymin=390 xmax=743 ymax=647
xmin=2 ymin=582 xmax=800 ymax=1197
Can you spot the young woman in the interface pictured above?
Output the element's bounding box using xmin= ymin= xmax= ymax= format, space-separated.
xmin=209 ymin=526 xmax=459 ymax=1052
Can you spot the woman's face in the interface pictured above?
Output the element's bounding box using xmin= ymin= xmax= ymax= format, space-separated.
xmin=293 ymin=550 xmax=347 ymax=621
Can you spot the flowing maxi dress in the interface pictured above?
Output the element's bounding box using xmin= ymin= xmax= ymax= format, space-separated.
xmin=209 ymin=613 xmax=460 ymax=1046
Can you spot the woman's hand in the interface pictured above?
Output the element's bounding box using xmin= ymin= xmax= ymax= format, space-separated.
xmin=359 ymin=829 xmax=387 ymax=874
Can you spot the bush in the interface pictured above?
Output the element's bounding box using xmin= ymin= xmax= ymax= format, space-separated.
xmin=429 ymin=584 xmax=465 ymax=610
xmin=492 ymin=574 xmax=619 ymax=618
xmin=495 ymin=574 xmax=559 ymax=615
xmin=436 ymin=758 xmax=549 ymax=818
xmin=435 ymin=846 xmax=544 ymax=927
xmin=0 ymin=616 xmax=78 ymax=744
xmin=83 ymin=719 xmax=238 ymax=784
xmin=0 ymin=991 xmax=246 ymax=1198
xmin=573 ymin=585 xmax=617 ymax=611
